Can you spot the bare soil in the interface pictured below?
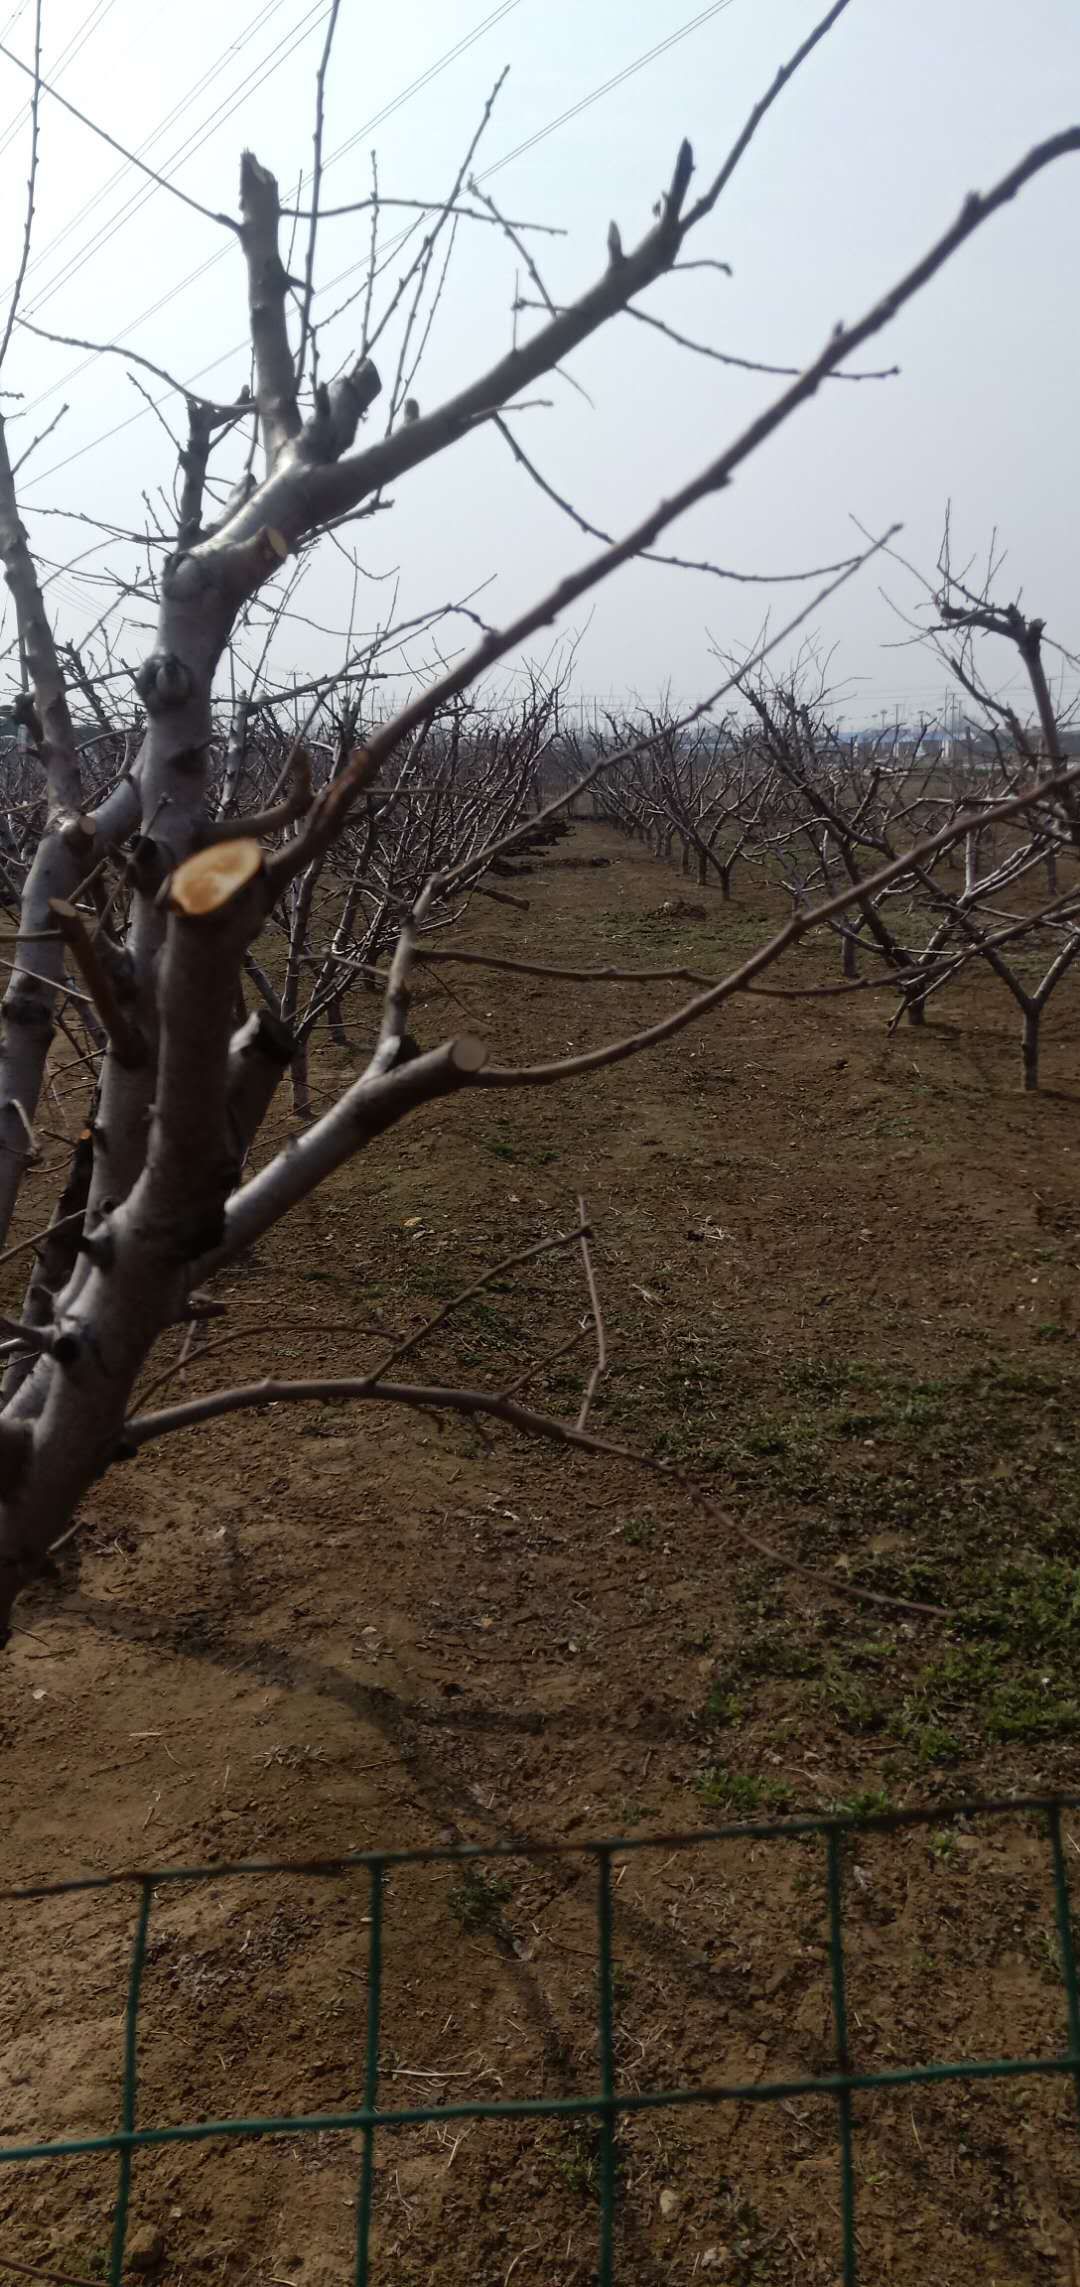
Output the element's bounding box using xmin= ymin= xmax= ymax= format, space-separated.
xmin=4 ymin=822 xmax=1080 ymax=2286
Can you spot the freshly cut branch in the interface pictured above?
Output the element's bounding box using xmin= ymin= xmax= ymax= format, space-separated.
xmin=213 ymin=1034 xmax=487 ymax=1266
xmin=167 ymin=839 xmax=265 ymax=918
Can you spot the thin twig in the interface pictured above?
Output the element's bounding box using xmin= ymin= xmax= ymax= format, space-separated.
xmin=283 ymin=195 xmax=564 ymax=235
xmin=10 ymin=401 xmax=68 ymax=476
xmin=16 ymin=318 xmax=248 ymax=418
xmin=133 ymin=1316 xmax=406 ymax=1410
xmin=0 ymin=39 xmax=239 ymax=233
xmin=473 ymin=758 xmax=1080 ymax=1089
xmin=0 ymin=1205 xmax=85 ymax=1275
xmin=419 ymin=948 xmax=715 ymax=985
xmin=0 ymin=0 xmax=43 ymax=376
xmin=575 ymin=1194 xmax=606 ymax=1431
xmin=297 ymin=0 xmax=342 ymax=391
xmin=0 ymin=2254 xmax=102 ymax=2287
xmin=124 ymin=1375 xmax=944 ymax=1619
xmin=360 ymin=1217 xmax=589 ymax=1388
xmin=624 ymin=301 xmax=898 ymax=384
xmin=493 ymin=412 xmax=870 ymax=583
xmin=498 ymin=1325 xmax=585 ymax=1401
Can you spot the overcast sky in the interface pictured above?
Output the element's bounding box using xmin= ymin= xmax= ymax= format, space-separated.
xmin=0 ymin=0 xmax=1076 ymax=727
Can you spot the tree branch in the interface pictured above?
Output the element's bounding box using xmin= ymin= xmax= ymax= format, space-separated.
xmin=575 ymin=1195 xmax=607 ymax=1430
xmin=0 ymin=36 xmax=239 ymax=234
xmin=471 ymin=761 xmax=1080 ymax=1088
xmin=296 ymin=0 xmax=342 ymax=392
xmin=683 ymin=0 xmax=855 ymax=229
xmin=199 ymin=743 xmax=313 ymax=844
xmin=47 ymin=900 xmax=145 ymax=1068
xmin=0 ymin=0 xmax=42 ymax=378
xmin=15 ymin=318 xmax=251 ymax=420
xmin=216 ymin=126 xmax=1080 ymax=665
xmin=216 ymin=137 xmax=697 ymax=547
xmin=120 ymin=1374 xmax=941 ymax=1619
xmin=240 ymin=151 xmax=302 ymax=470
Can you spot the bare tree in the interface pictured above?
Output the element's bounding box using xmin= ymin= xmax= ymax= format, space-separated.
xmin=617 ymin=633 xmax=1080 ymax=1095
xmin=861 ymin=527 xmax=1080 ymax=1083
xmin=0 ymin=4 xmax=1076 ymax=1638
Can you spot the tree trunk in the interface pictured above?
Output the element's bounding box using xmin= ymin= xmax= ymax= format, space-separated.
xmin=291 ymin=1041 xmax=312 ymax=1120
xmin=963 ymin=829 xmax=978 ymax=897
xmin=1021 ymin=1004 xmax=1040 ymax=1091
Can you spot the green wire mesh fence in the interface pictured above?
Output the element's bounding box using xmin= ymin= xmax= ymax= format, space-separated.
xmin=3 ymin=1792 xmax=1080 ymax=2285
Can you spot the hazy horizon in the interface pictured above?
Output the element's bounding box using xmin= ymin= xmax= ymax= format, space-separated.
xmin=0 ymin=0 xmax=1076 ymax=725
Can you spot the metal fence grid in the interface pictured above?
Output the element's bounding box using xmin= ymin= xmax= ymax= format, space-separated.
xmin=3 ymin=1792 xmax=1079 ymax=2285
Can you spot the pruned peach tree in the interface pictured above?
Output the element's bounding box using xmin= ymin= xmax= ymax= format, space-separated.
xmin=0 ymin=0 xmax=1076 ymax=1638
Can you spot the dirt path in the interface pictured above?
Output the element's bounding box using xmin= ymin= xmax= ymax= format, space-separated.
xmin=3 ymin=824 xmax=1080 ymax=2284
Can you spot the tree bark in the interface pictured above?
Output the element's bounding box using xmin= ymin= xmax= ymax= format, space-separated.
xmin=1021 ymin=1003 xmax=1040 ymax=1091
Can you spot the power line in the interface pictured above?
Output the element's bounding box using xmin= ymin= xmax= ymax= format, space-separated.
xmin=0 ymin=28 xmax=253 ymax=240
xmin=23 ymin=0 xmax=737 ymax=493
xmin=481 ymin=0 xmax=735 ymax=179
xmin=20 ymin=0 xmax=519 ymax=337
xmin=21 ymin=0 xmax=329 ymax=320
xmin=289 ymin=0 xmax=527 ymax=183
xmin=19 ymin=0 xmax=528 ymax=468
xmin=309 ymin=0 xmax=741 ymax=324
xmin=315 ymin=0 xmax=741 ymax=319
xmin=15 ymin=0 xmax=523 ymax=427
xmin=0 ymin=0 xmax=120 ymax=169
xmin=7 ymin=5 xmax=335 ymax=433
xmin=0 ymin=1 xmax=30 ymax=43
xmin=1 ymin=0 xmax=308 ymax=307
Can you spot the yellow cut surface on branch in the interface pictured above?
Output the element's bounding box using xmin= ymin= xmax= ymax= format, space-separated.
xmin=168 ymin=838 xmax=264 ymax=917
